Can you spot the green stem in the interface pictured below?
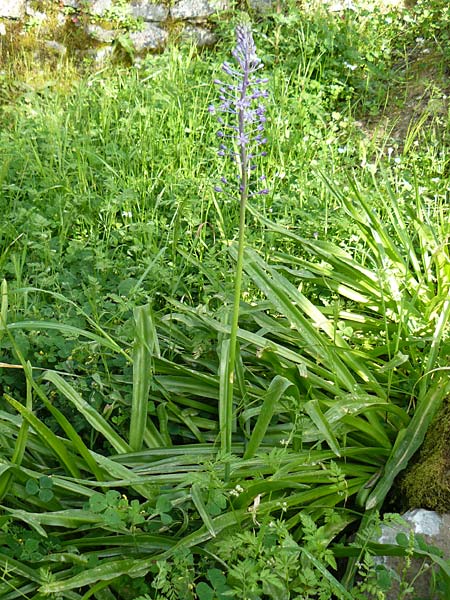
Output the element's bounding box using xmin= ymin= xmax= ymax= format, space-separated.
xmin=223 ymin=90 xmax=249 ymax=479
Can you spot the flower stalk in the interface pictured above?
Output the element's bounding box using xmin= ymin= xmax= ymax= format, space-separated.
xmin=210 ymin=22 xmax=268 ymax=475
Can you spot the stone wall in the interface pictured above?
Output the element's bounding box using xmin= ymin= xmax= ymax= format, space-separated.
xmin=0 ymin=0 xmax=276 ymax=63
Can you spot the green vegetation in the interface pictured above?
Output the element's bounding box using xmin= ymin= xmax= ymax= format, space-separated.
xmin=0 ymin=0 xmax=449 ymax=597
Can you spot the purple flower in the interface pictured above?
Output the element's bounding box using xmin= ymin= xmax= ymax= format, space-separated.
xmin=211 ymin=22 xmax=269 ymax=199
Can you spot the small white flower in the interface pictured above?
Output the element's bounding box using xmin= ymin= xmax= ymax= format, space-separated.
xmin=415 ymin=37 xmax=425 ymax=45
xmin=329 ymin=0 xmax=356 ymax=12
xmin=343 ymin=62 xmax=357 ymax=71
xmin=122 ymin=211 xmax=132 ymax=218
xmin=394 ymin=157 xmax=401 ymax=164
xmin=229 ymin=484 xmax=244 ymax=497
xmin=337 ymin=146 xmax=347 ymax=154
xmin=361 ymin=161 xmax=377 ymax=174
xmin=402 ymin=179 xmax=413 ymax=191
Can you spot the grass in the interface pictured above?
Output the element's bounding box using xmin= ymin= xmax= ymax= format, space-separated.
xmin=0 ymin=0 xmax=449 ymax=598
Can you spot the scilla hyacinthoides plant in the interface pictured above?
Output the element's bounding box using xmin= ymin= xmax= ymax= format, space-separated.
xmin=210 ymin=20 xmax=268 ymax=473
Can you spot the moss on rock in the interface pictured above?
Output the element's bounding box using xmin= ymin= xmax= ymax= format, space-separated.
xmin=399 ymin=399 xmax=450 ymax=512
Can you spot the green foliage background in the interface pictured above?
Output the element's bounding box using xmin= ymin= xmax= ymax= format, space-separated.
xmin=0 ymin=0 xmax=449 ymax=598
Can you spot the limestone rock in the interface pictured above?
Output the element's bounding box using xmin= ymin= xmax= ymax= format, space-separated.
xmin=56 ymin=11 xmax=68 ymax=27
xmin=25 ymin=5 xmax=47 ymax=22
xmin=44 ymin=40 xmax=67 ymax=55
xmin=375 ymin=510 xmax=450 ymax=600
xmin=85 ymin=23 xmax=119 ymax=43
xmin=171 ymin=0 xmax=229 ymax=21
xmin=86 ymin=44 xmax=114 ymax=63
xmin=84 ymin=0 xmax=113 ymax=16
xmin=181 ymin=24 xmax=217 ymax=47
xmin=129 ymin=1 xmax=168 ymax=22
xmin=0 ymin=0 xmax=25 ymax=18
xmin=129 ymin=22 xmax=168 ymax=52
xmin=249 ymin=0 xmax=276 ymax=13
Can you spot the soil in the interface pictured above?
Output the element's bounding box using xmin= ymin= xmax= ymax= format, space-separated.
xmin=360 ymin=50 xmax=449 ymax=149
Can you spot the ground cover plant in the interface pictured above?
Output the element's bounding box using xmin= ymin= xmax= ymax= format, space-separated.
xmin=0 ymin=0 xmax=449 ymax=598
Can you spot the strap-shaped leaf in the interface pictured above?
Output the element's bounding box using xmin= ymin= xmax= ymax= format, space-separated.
xmin=191 ymin=482 xmax=216 ymax=538
xmin=244 ymin=375 xmax=292 ymax=459
xmin=304 ymin=399 xmax=341 ymax=457
xmin=130 ymin=304 xmax=159 ymax=451
xmin=44 ymin=371 xmax=131 ymax=455
xmin=4 ymin=394 xmax=81 ymax=479
xmin=366 ymin=377 xmax=450 ymax=510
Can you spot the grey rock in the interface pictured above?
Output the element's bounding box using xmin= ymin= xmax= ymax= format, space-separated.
xmin=86 ymin=44 xmax=114 ymax=63
xmin=181 ymin=24 xmax=217 ymax=47
xmin=129 ymin=1 xmax=168 ymax=22
xmin=84 ymin=0 xmax=113 ymax=16
xmin=375 ymin=510 xmax=450 ymax=600
xmin=171 ymin=0 xmax=229 ymax=21
xmin=0 ymin=0 xmax=25 ymax=18
xmin=129 ymin=22 xmax=168 ymax=52
xmin=248 ymin=0 xmax=276 ymax=12
xmin=44 ymin=40 xmax=67 ymax=55
xmin=56 ymin=11 xmax=68 ymax=27
xmin=25 ymin=5 xmax=47 ymax=22
xmin=85 ymin=23 xmax=119 ymax=43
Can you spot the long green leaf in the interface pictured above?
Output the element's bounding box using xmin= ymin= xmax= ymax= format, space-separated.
xmin=3 ymin=506 xmax=102 ymax=529
xmin=218 ymin=339 xmax=232 ymax=457
xmin=39 ymin=556 xmax=152 ymax=594
xmin=304 ymin=399 xmax=341 ymax=457
xmin=0 ymin=552 xmax=42 ymax=583
xmin=44 ymin=371 xmax=131 ymax=455
xmin=191 ymin=482 xmax=216 ymax=538
xmin=13 ymin=286 xmax=130 ymax=361
xmin=3 ymin=394 xmax=81 ymax=478
xmin=0 ymin=363 xmax=32 ymax=500
xmin=243 ymin=248 xmax=384 ymax=395
xmin=130 ymin=304 xmax=159 ymax=451
xmin=0 ymin=279 xmax=7 ymax=336
xmin=301 ymin=548 xmax=354 ymax=600
xmin=7 ymin=320 xmax=126 ymax=358
xmin=19 ymin=363 xmax=105 ymax=481
xmin=243 ymin=376 xmax=292 ymax=459
xmin=366 ymin=377 xmax=450 ymax=510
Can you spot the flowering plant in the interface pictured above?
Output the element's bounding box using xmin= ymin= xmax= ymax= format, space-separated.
xmin=210 ymin=21 xmax=268 ymax=471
